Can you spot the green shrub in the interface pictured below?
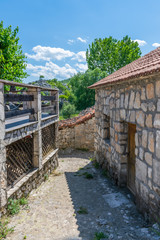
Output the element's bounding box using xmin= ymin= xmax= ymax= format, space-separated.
xmin=77 ymin=207 xmax=88 ymax=214
xmin=93 ymin=232 xmax=108 ymax=240
xmin=93 ymin=161 xmax=100 ymax=169
xmin=0 ymin=221 xmax=14 ymax=239
xmin=8 ymin=199 xmax=20 ymax=215
xmin=61 ymin=103 xmax=76 ymax=119
xmin=19 ymin=198 xmax=28 ymax=206
xmin=44 ymin=174 xmax=49 ymax=181
xmin=84 ymin=172 xmax=94 ymax=179
xmin=8 ymin=197 xmax=28 ymax=215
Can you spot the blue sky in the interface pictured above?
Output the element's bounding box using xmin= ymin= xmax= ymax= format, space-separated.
xmin=0 ymin=0 xmax=160 ymax=83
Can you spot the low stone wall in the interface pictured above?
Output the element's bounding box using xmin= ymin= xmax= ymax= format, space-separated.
xmin=58 ymin=108 xmax=95 ymax=151
xmin=1 ymin=150 xmax=58 ymax=215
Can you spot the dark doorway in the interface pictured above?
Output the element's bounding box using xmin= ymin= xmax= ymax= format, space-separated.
xmin=127 ymin=123 xmax=136 ymax=194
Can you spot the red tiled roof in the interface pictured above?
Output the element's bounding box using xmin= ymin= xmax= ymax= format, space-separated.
xmin=88 ymin=47 xmax=160 ymax=89
xmin=59 ymin=107 xmax=95 ymax=129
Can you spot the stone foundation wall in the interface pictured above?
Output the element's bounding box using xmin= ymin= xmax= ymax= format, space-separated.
xmin=95 ymin=74 xmax=160 ymax=221
xmin=58 ymin=117 xmax=95 ymax=151
xmin=0 ymin=150 xmax=58 ymax=215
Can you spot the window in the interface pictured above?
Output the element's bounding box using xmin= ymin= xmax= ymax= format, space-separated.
xmin=103 ymin=114 xmax=110 ymax=141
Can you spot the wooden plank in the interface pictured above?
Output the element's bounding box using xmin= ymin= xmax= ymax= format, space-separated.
xmin=4 ymin=94 xmax=34 ymax=102
xmin=5 ymin=108 xmax=34 ymax=118
xmin=0 ymin=79 xmax=58 ymax=92
xmin=42 ymin=106 xmax=55 ymax=113
xmin=41 ymin=95 xmax=56 ymax=101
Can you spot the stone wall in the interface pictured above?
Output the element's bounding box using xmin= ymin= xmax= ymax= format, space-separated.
xmin=95 ymin=74 xmax=160 ymax=222
xmin=58 ymin=108 xmax=95 ymax=151
xmin=0 ymin=150 xmax=58 ymax=215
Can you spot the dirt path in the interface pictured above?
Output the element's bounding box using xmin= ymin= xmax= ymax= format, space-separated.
xmin=6 ymin=150 xmax=160 ymax=240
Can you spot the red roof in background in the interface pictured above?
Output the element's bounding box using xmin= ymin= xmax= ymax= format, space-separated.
xmin=88 ymin=47 xmax=160 ymax=89
xmin=59 ymin=107 xmax=95 ymax=129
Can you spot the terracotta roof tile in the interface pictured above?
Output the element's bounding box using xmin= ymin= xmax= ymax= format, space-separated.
xmin=88 ymin=47 xmax=160 ymax=89
xmin=59 ymin=107 xmax=95 ymax=129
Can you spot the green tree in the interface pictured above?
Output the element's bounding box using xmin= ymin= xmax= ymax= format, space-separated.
xmin=0 ymin=21 xmax=27 ymax=82
xmin=61 ymin=103 xmax=76 ymax=119
xmin=86 ymin=35 xmax=141 ymax=74
xmin=69 ymin=68 xmax=107 ymax=110
xmin=47 ymin=78 xmax=76 ymax=104
xmin=39 ymin=75 xmax=45 ymax=80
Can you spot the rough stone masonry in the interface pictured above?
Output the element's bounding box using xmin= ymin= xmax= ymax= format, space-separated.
xmin=89 ymin=47 xmax=160 ymax=222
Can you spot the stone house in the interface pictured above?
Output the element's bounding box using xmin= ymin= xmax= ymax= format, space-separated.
xmin=88 ymin=47 xmax=160 ymax=221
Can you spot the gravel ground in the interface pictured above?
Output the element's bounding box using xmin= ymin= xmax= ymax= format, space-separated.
xmin=6 ymin=150 xmax=160 ymax=240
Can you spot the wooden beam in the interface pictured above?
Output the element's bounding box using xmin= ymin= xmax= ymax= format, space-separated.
xmin=0 ymin=79 xmax=58 ymax=92
xmin=5 ymin=108 xmax=35 ymax=118
xmin=42 ymin=106 xmax=54 ymax=112
xmin=4 ymin=94 xmax=34 ymax=102
xmin=41 ymin=95 xmax=56 ymax=101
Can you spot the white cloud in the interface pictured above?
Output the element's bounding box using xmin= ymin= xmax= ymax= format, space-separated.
xmin=26 ymin=45 xmax=86 ymax=63
xmin=25 ymin=45 xmax=75 ymax=61
xmin=77 ymin=37 xmax=87 ymax=43
xmin=133 ymin=39 xmax=147 ymax=46
xmin=152 ymin=43 xmax=160 ymax=48
xmin=26 ymin=62 xmax=77 ymax=79
xmin=67 ymin=39 xmax=75 ymax=45
xmin=72 ymin=51 xmax=86 ymax=62
xmin=75 ymin=63 xmax=88 ymax=72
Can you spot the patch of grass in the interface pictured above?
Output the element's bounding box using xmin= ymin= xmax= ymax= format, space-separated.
xmin=77 ymin=207 xmax=88 ymax=214
xmin=53 ymin=171 xmax=62 ymax=176
xmin=84 ymin=172 xmax=94 ymax=179
xmin=151 ymin=222 xmax=160 ymax=236
xmin=76 ymin=171 xmax=94 ymax=179
xmin=102 ymin=170 xmax=110 ymax=179
xmin=44 ymin=173 xmax=49 ymax=181
xmin=93 ymin=232 xmax=108 ymax=240
xmin=0 ymin=220 xmax=14 ymax=239
xmin=7 ymin=199 xmax=20 ymax=215
xmin=7 ymin=197 xmax=28 ymax=215
xmin=78 ymin=167 xmax=84 ymax=171
xmin=19 ymin=198 xmax=28 ymax=206
xmin=93 ymin=161 xmax=100 ymax=169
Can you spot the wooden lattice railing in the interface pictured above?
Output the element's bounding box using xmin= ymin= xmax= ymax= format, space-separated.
xmin=42 ymin=124 xmax=55 ymax=158
xmin=6 ymin=136 xmax=33 ymax=187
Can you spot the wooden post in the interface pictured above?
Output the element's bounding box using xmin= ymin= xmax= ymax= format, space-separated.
xmin=27 ymin=88 xmax=42 ymax=169
xmin=0 ymin=83 xmax=7 ymax=208
xmin=50 ymin=91 xmax=56 ymax=115
xmin=56 ymin=91 xmax=59 ymax=116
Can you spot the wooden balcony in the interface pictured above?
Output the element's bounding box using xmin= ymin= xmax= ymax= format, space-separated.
xmin=0 ymin=79 xmax=59 ymax=208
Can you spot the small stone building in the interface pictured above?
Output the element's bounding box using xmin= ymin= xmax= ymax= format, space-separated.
xmin=89 ymin=47 xmax=160 ymax=221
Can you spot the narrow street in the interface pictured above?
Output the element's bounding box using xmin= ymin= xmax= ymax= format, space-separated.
xmin=6 ymin=150 xmax=160 ymax=240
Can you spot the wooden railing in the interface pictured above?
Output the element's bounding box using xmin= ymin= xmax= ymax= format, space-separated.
xmin=0 ymin=79 xmax=59 ymax=127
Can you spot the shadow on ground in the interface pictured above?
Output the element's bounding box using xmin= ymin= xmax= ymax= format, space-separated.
xmin=59 ymin=150 xmax=155 ymax=240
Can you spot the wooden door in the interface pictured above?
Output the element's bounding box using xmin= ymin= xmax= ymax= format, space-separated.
xmin=128 ymin=123 xmax=136 ymax=194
